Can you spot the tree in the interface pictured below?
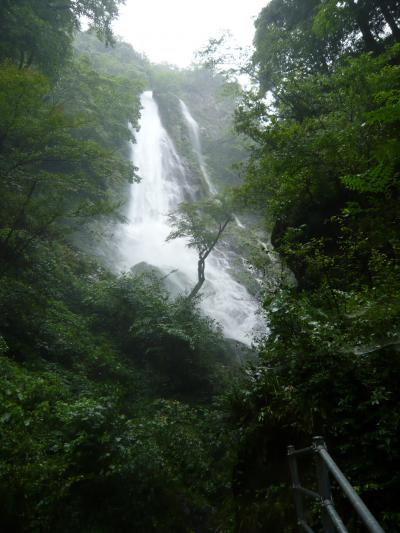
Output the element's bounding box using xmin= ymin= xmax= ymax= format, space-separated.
xmin=0 ymin=36 xmax=235 ymax=532
xmin=167 ymin=198 xmax=233 ymax=299
xmin=253 ymin=0 xmax=400 ymax=94
xmin=0 ymin=0 xmax=125 ymax=75
xmin=235 ymin=48 xmax=400 ymax=295
xmin=230 ymin=12 xmax=400 ymax=529
xmin=0 ymin=59 xmax=139 ymax=268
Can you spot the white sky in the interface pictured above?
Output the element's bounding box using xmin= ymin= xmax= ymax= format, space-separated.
xmin=113 ymin=0 xmax=267 ymax=67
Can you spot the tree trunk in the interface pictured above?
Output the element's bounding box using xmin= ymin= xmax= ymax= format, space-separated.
xmin=188 ymin=216 xmax=231 ymax=300
xmin=189 ymin=256 xmax=206 ymax=299
xmin=26 ymin=49 xmax=35 ymax=67
xmin=18 ymin=49 xmax=25 ymax=69
xmin=357 ymin=16 xmax=381 ymax=52
xmin=349 ymin=0 xmax=382 ymax=53
xmin=0 ymin=180 xmax=37 ymax=251
xmin=381 ymin=2 xmax=400 ymax=41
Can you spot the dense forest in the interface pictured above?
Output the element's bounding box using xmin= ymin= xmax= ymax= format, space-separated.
xmin=0 ymin=1 xmax=399 ymax=532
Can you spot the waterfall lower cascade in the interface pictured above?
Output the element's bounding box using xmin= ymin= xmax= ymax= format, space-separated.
xmin=117 ymin=91 xmax=260 ymax=345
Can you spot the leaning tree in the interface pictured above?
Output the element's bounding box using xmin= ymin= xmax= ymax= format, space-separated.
xmin=167 ymin=197 xmax=233 ymax=299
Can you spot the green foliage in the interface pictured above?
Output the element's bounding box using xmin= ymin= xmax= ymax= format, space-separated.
xmin=167 ymin=197 xmax=233 ymax=256
xmin=0 ymin=230 xmax=235 ymax=530
xmin=0 ymin=50 xmax=144 ymax=266
xmin=0 ymin=6 xmax=240 ymax=530
xmin=236 ymin=46 xmax=400 ymax=293
xmin=87 ymin=271 xmax=229 ymax=398
xmin=74 ymin=31 xmax=150 ymax=86
xmin=5 ymin=0 xmax=400 ymax=530
xmin=0 ymin=352 xmax=234 ymax=532
xmin=227 ymin=269 xmax=400 ymax=530
xmin=228 ymin=4 xmax=400 ymax=531
xmin=167 ymin=197 xmax=234 ymax=299
xmin=0 ymin=0 xmax=124 ymax=75
xmin=54 ymin=54 xmax=142 ymax=152
xmin=253 ymin=0 xmax=399 ymax=93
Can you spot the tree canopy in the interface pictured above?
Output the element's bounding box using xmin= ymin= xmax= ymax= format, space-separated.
xmin=0 ymin=4 xmax=240 ymax=531
xmin=224 ymin=1 xmax=400 ymax=530
xmin=0 ymin=0 xmax=399 ymax=531
xmin=0 ymin=0 xmax=125 ymax=75
xmin=253 ymin=0 xmax=400 ymax=92
xmin=167 ymin=197 xmax=233 ymax=298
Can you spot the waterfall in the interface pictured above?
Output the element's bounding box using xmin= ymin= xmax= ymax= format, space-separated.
xmin=179 ymin=99 xmax=247 ymax=232
xmin=179 ymin=99 xmax=217 ymax=195
xmin=117 ymin=91 xmax=260 ymax=345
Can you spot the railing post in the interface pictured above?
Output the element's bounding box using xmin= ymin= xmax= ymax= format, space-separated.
xmin=313 ymin=436 xmax=335 ymax=533
xmin=314 ymin=440 xmax=385 ymax=533
xmin=288 ymin=437 xmax=384 ymax=533
xmin=288 ymin=445 xmax=306 ymax=531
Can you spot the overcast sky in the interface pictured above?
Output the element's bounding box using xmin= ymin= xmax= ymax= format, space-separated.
xmin=112 ymin=0 xmax=267 ymax=67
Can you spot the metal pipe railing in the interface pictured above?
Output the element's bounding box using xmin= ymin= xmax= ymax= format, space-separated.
xmin=288 ymin=444 xmax=307 ymax=527
xmin=323 ymin=499 xmax=348 ymax=533
xmin=287 ymin=436 xmax=385 ymax=533
xmin=298 ymin=519 xmax=315 ymax=533
xmin=313 ymin=437 xmax=384 ymax=533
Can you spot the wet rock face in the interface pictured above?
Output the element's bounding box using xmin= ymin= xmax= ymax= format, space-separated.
xmin=153 ymin=91 xmax=208 ymax=200
xmin=131 ymin=261 xmax=192 ymax=299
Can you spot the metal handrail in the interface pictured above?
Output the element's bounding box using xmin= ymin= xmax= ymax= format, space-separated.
xmin=287 ymin=436 xmax=385 ymax=533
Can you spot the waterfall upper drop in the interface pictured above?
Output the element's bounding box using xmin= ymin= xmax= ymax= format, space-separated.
xmin=179 ymin=99 xmax=217 ymax=195
xmin=117 ymin=91 xmax=260 ymax=345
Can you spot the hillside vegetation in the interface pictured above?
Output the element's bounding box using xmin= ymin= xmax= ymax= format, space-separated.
xmin=0 ymin=1 xmax=399 ymax=531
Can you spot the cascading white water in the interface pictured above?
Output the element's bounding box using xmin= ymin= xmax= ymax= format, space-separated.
xmin=179 ymin=99 xmax=217 ymax=195
xmin=179 ymin=99 xmax=246 ymax=232
xmin=117 ymin=91 xmax=260 ymax=345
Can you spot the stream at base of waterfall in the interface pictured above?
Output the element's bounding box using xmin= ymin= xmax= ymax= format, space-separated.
xmin=115 ymin=91 xmax=261 ymax=346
